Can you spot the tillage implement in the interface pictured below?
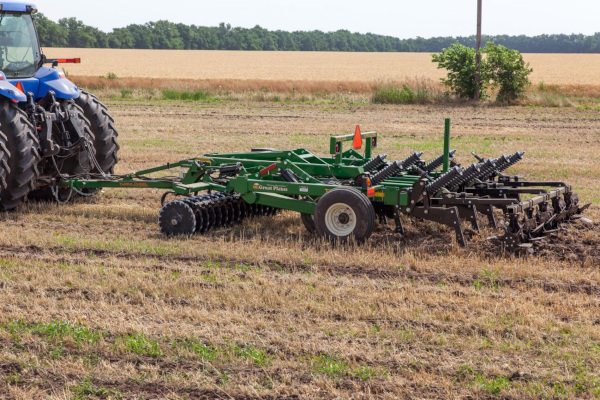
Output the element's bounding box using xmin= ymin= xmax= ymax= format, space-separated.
xmin=59 ymin=120 xmax=589 ymax=253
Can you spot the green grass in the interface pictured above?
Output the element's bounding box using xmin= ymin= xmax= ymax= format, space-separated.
xmin=307 ymin=353 xmax=387 ymax=380
xmin=457 ymin=365 xmax=511 ymax=395
xmin=5 ymin=371 xmax=22 ymax=386
xmin=351 ymin=365 xmax=388 ymax=380
xmin=161 ymin=89 xmax=217 ymax=101
xmin=50 ymin=233 xmax=181 ymax=258
xmin=174 ymin=338 xmax=273 ymax=366
xmin=3 ymin=319 xmax=275 ymax=368
xmin=477 ymin=374 xmax=511 ymax=395
xmin=173 ymin=338 xmax=219 ymax=361
xmin=372 ymin=85 xmax=415 ymax=104
xmin=473 ymin=268 xmax=501 ymax=290
xmin=309 ymin=353 xmax=350 ymax=377
xmin=5 ymin=319 xmax=102 ymax=346
xmin=117 ymin=332 xmax=164 ymax=357
xmin=71 ymin=377 xmax=122 ymax=399
xmin=120 ymin=88 xmax=133 ymax=98
xmin=231 ymin=342 xmax=273 ymax=366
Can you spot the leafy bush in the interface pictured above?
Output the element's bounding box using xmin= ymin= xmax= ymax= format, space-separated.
xmin=432 ymin=43 xmax=532 ymax=102
xmin=431 ymin=44 xmax=485 ymax=100
xmin=372 ymin=85 xmax=415 ymax=104
xmin=484 ymin=43 xmax=532 ymax=101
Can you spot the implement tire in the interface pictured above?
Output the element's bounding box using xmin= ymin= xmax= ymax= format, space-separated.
xmin=314 ymin=187 xmax=375 ymax=244
xmin=0 ymin=100 xmax=40 ymax=210
xmin=74 ymin=90 xmax=119 ymax=174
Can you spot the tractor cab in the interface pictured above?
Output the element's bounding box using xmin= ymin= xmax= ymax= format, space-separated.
xmin=0 ymin=2 xmax=79 ymax=100
xmin=0 ymin=5 xmax=41 ymax=78
xmin=0 ymin=2 xmax=41 ymax=97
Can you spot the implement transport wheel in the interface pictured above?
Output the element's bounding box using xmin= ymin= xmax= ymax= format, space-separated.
xmin=74 ymin=90 xmax=119 ymax=174
xmin=0 ymin=100 xmax=40 ymax=210
xmin=314 ymin=187 xmax=375 ymax=244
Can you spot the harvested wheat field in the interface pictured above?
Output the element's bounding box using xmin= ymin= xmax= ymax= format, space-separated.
xmin=0 ymin=97 xmax=599 ymax=399
xmin=44 ymin=48 xmax=600 ymax=86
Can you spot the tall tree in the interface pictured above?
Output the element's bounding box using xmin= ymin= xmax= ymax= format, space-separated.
xmin=33 ymin=13 xmax=68 ymax=48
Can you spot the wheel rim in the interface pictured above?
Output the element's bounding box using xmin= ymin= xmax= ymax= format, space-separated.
xmin=324 ymin=203 xmax=357 ymax=237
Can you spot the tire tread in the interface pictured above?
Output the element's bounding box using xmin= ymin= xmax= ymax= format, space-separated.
xmin=74 ymin=90 xmax=119 ymax=174
xmin=0 ymin=101 xmax=40 ymax=210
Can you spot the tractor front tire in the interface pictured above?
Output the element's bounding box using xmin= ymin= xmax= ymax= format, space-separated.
xmin=75 ymin=90 xmax=119 ymax=174
xmin=314 ymin=187 xmax=375 ymax=244
xmin=0 ymin=100 xmax=40 ymax=210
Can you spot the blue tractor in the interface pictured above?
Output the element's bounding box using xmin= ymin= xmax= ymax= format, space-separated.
xmin=0 ymin=2 xmax=119 ymax=209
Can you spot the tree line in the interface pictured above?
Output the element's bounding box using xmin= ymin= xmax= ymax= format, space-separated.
xmin=34 ymin=13 xmax=600 ymax=53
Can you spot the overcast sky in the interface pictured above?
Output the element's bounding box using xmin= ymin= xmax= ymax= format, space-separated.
xmin=37 ymin=0 xmax=600 ymax=38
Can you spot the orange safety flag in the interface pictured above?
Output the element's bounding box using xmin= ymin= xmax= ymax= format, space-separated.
xmin=15 ymin=81 xmax=24 ymax=93
xmin=352 ymin=125 xmax=362 ymax=150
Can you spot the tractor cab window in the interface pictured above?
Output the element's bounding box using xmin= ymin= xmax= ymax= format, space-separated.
xmin=0 ymin=13 xmax=41 ymax=78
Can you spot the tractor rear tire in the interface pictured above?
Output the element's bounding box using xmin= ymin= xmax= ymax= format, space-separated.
xmin=57 ymin=100 xmax=95 ymax=177
xmin=74 ymin=90 xmax=119 ymax=174
xmin=314 ymin=187 xmax=375 ymax=244
xmin=0 ymin=100 xmax=40 ymax=210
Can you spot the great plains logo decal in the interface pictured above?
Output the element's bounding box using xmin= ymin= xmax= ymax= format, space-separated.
xmin=253 ymin=183 xmax=288 ymax=192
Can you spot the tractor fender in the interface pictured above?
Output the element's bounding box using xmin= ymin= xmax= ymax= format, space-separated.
xmin=35 ymin=67 xmax=79 ymax=100
xmin=0 ymin=72 xmax=27 ymax=102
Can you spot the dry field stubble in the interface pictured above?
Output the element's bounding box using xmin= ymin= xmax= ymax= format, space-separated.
xmin=44 ymin=49 xmax=600 ymax=85
xmin=0 ymin=98 xmax=599 ymax=399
